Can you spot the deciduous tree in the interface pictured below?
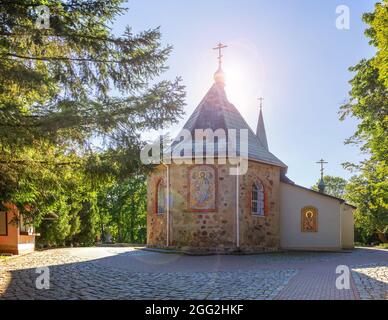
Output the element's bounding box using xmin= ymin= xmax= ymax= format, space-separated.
xmin=340 ymin=1 xmax=388 ymax=244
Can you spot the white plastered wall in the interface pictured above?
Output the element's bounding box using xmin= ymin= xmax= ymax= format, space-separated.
xmin=341 ymin=204 xmax=355 ymax=249
xmin=280 ymin=182 xmax=342 ymax=250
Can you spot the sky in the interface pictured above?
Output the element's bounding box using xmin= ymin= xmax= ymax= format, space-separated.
xmin=112 ymin=0 xmax=377 ymax=188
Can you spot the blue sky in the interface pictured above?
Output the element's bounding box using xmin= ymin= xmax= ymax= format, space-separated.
xmin=112 ymin=0 xmax=377 ymax=188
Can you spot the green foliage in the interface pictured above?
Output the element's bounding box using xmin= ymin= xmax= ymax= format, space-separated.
xmin=345 ymin=162 xmax=388 ymax=244
xmin=74 ymin=195 xmax=100 ymax=246
xmin=376 ymin=243 xmax=388 ymax=249
xmin=340 ymin=1 xmax=388 ymax=244
xmin=35 ymin=163 xmax=98 ymax=246
xmin=0 ymin=1 xmax=185 ymax=246
xmin=364 ymin=1 xmax=388 ymax=88
xmin=98 ymin=176 xmax=147 ymax=244
xmin=311 ymin=175 xmax=347 ymax=198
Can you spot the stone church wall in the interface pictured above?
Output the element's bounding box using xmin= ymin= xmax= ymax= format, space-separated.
xmin=147 ymin=160 xmax=281 ymax=253
xmin=239 ymin=161 xmax=281 ymax=251
xmin=170 ymin=162 xmax=237 ymax=252
xmin=147 ymin=165 xmax=168 ymax=247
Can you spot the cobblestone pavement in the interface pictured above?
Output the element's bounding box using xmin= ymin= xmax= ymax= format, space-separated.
xmin=352 ymin=263 xmax=388 ymax=300
xmin=275 ymin=265 xmax=359 ymax=300
xmin=0 ymin=247 xmax=387 ymax=300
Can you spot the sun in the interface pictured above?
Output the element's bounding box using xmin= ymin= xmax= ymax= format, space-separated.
xmin=222 ymin=62 xmax=250 ymax=107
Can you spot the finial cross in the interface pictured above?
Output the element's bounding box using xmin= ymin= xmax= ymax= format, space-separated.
xmin=213 ymin=42 xmax=228 ymax=67
xmin=316 ymin=159 xmax=328 ymax=179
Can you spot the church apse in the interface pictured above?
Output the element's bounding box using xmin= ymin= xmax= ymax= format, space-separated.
xmin=146 ymin=160 xmax=281 ymax=253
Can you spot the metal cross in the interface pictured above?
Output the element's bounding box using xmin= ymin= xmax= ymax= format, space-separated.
xmin=316 ymin=159 xmax=328 ymax=179
xmin=213 ymin=42 xmax=228 ymax=67
xmin=258 ymin=97 xmax=264 ymax=110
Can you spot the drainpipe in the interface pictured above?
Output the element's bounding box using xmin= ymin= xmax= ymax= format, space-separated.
xmin=236 ymin=165 xmax=240 ymax=249
xmin=162 ymin=163 xmax=170 ymax=247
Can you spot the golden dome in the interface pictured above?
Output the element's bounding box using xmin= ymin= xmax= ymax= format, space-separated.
xmin=214 ymin=66 xmax=225 ymax=85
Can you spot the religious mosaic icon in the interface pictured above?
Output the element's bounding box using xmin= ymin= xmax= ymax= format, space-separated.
xmin=301 ymin=206 xmax=318 ymax=232
xmin=189 ymin=165 xmax=216 ymax=211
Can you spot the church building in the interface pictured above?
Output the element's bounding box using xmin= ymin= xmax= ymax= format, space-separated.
xmin=147 ymin=45 xmax=355 ymax=253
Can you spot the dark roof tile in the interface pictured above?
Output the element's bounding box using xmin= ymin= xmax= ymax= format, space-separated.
xmin=171 ymin=83 xmax=286 ymax=168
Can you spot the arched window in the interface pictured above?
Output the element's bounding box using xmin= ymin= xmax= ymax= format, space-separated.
xmin=301 ymin=206 xmax=318 ymax=232
xmin=156 ymin=179 xmax=166 ymax=214
xmin=251 ymin=181 xmax=265 ymax=216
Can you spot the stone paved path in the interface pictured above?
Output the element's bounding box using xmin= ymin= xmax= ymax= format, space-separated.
xmin=0 ymin=247 xmax=387 ymax=300
xmin=352 ymin=263 xmax=388 ymax=300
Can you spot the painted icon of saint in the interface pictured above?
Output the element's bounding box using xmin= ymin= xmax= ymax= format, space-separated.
xmin=304 ymin=211 xmax=315 ymax=231
xmin=194 ymin=171 xmax=212 ymax=206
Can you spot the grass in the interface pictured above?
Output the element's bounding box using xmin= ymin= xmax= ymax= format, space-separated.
xmin=376 ymin=243 xmax=388 ymax=249
xmin=355 ymin=242 xmax=388 ymax=249
xmin=0 ymin=253 xmax=14 ymax=260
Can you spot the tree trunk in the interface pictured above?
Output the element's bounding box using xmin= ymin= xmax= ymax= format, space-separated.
xmin=377 ymin=232 xmax=387 ymax=243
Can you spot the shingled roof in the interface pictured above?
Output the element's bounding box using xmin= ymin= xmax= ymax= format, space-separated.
xmin=170 ymin=78 xmax=287 ymax=169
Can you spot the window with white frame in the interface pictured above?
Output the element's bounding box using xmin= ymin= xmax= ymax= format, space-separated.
xmin=251 ymin=181 xmax=265 ymax=216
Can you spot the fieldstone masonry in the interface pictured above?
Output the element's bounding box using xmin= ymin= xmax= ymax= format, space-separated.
xmin=239 ymin=161 xmax=280 ymax=251
xmin=147 ymin=160 xmax=281 ymax=253
xmin=147 ymin=165 xmax=168 ymax=246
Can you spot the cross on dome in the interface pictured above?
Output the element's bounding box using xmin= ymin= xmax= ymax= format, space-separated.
xmin=316 ymin=158 xmax=328 ymax=193
xmin=213 ymin=42 xmax=228 ymax=67
xmin=212 ymin=42 xmax=228 ymax=85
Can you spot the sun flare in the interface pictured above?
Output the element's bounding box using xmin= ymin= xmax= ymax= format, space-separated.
xmin=222 ymin=62 xmax=253 ymax=111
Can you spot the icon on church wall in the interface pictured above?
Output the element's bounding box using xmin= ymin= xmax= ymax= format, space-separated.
xmin=189 ymin=165 xmax=217 ymax=211
xmin=301 ymin=206 xmax=318 ymax=232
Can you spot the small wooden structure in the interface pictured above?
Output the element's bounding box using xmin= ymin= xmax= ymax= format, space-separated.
xmin=0 ymin=203 xmax=35 ymax=255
